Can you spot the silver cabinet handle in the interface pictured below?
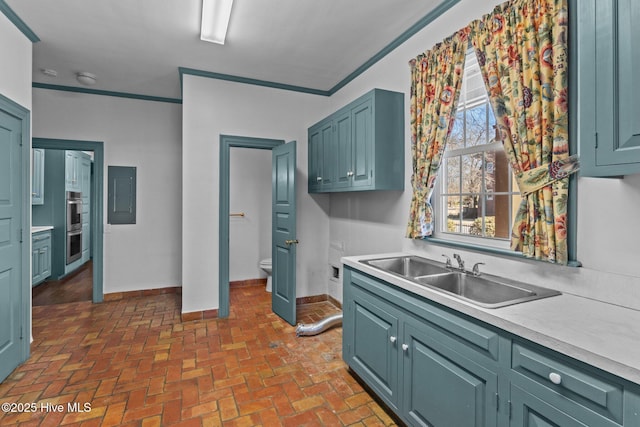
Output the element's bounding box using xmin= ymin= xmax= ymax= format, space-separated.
xmin=316 ymin=177 xmax=322 ymax=182
xmin=549 ymin=372 xmax=562 ymax=385
xmin=347 ymin=171 xmax=354 ymax=177
xmin=402 ymin=344 xmax=409 ymax=352
xmin=389 ymin=336 xmax=397 ymax=343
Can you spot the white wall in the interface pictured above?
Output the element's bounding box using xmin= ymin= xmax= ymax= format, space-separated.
xmin=0 ymin=13 xmax=32 ymax=110
xmin=182 ymin=76 xmax=330 ymax=314
xmin=32 ymin=88 xmax=182 ymax=293
xmin=326 ymin=0 xmax=640 ymax=310
xmin=229 ymin=147 xmax=272 ymax=281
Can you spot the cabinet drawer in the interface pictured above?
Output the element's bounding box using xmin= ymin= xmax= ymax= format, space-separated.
xmin=512 ymin=342 xmax=624 ymax=424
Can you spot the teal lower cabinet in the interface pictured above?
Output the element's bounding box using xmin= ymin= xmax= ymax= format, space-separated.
xmin=343 ymin=266 xmax=640 ymax=427
xmin=32 ymin=231 xmax=52 ymax=286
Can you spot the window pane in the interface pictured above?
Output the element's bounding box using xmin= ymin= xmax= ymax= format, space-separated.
xmin=489 ymin=194 xmax=512 ymax=239
xmin=461 ymin=153 xmax=483 ymax=194
xmin=445 ymin=195 xmax=461 ymax=226
xmin=445 ymin=156 xmax=460 ymax=193
xmin=465 ymin=104 xmax=488 ymax=147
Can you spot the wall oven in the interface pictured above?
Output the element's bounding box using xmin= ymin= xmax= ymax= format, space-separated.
xmin=66 ymin=229 xmax=82 ymax=264
xmin=67 ymin=191 xmax=82 ymax=231
xmin=66 ymin=191 xmax=82 ymax=264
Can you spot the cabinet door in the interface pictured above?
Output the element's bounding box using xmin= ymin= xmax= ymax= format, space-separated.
xmin=319 ymin=121 xmax=335 ymax=190
xmin=334 ymin=110 xmax=352 ymax=188
xmin=595 ymin=0 xmax=640 ymax=168
xmin=31 ymin=148 xmax=44 ymax=205
xmin=402 ymin=319 xmax=498 ymax=427
xmin=82 ymin=223 xmax=90 ymax=263
xmin=347 ymin=285 xmax=401 ymax=410
xmin=80 ymin=156 xmax=91 ymax=199
xmin=65 ymin=150 xmax=80 ymax=191
xmin=351 ymin=98 xmax=373 ymax=188
xmin=39 ymin=241 xmax=51 ymax=280
xmin=32 ymin=245 xmax=41 ymax=285
xmin=308 ymin=126 xmax=322 ymax=192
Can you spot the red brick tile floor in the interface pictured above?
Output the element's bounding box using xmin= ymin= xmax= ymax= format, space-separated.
xmin=0 ymin=284 xmax=398 ymax=426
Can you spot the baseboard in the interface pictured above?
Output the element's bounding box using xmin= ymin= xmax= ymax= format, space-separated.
xmin=103 ymin=286 xmax=181 ymax=302
xmin=181 ymin=309 xmax=219 ymax=322
xmin=296 ymin=293 xmax=342 ymax=309
xmin=230 ymin=278 xmax=267 ymax=288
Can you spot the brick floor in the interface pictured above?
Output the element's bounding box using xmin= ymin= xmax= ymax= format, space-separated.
xmin=0 ymin=284 xmax=398 ymax=426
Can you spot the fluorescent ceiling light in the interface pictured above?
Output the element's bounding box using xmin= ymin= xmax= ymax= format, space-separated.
xmin=201 ymin=0 xmax=233 ymax=45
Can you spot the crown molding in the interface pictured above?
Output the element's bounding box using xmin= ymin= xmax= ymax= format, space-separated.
xmin=0 ymin=0 xmax=39 ymax=42
xmin=33 ymin=83 xmax=182 ymax=104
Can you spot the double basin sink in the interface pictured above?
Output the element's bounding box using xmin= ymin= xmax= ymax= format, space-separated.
xmin=362 ymin=255 xmax=560 ymax=308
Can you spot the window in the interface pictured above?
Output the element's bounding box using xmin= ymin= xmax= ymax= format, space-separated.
xmin=434 ymin=49 xmax=521 ymax=249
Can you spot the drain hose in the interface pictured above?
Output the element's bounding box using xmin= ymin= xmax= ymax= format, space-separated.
xmin=295 ymin=313 xmax=343 ymax=337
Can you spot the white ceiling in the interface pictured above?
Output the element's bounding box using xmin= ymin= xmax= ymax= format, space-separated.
xmin=7 ymin=0 xmax=448 ymax=99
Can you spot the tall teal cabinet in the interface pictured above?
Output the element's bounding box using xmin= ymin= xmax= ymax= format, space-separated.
xmin=343 ymin=265 xmax=640 ymax=427
xmin=31 ymin=148 xmax=45 ymax=205
xmin=577 ymin=0 xmax=640 ymax=176
xmin=308 ymin=89 xmax=404 ymax=193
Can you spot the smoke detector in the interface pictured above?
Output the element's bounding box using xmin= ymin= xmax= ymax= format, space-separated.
xmin=41 ymin=68 xmax=57 ymax=77
xmin=76 ymin=72 xmax=97 ymax=86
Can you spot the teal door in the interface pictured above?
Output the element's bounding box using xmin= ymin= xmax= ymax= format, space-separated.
xmin=272 ymin=141 xmax=297 ymax=325
xmin=0 ymin=107 xmax=25 ymax=382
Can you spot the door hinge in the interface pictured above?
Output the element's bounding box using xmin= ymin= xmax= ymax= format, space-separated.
xmin=18 ymin=228 xmax=23 ymax=243
xmin=495 ymin=393 xmax=499 ymax=411
xmin=20 ymin=325 xmax=23 ymax=340
xmin=595 ymin=132 xmax=598 ymax=149
xmin=508 ymin=400 xmax=512 ymax=419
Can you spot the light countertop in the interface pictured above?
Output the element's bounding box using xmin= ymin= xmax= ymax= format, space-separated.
xmin=31 ymin=226 xmax=54 ymax=233
xmin=343 ymin=252 xmax=640 ymax=386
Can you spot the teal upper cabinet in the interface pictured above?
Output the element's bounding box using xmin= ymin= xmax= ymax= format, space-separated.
xmin=578 ymin=0 xmax=640 ymax=176
xmin=65 ymin=150 xmax=81 ymax=191
xmin=32 ymin=148 xmax=45 ymax=205
xmin=308 ymin=89 xmax=404 ymax=192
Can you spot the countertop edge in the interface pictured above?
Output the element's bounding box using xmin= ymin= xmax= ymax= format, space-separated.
xmin=342 ymin=253 xmax=640 ymax=387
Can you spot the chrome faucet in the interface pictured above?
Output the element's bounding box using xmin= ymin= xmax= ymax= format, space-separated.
xmin=442 ymin=254 xmax=452 ymax=269
xmin=472 ymin=262 xmax=485 ymax=277
xmin=453 ymin=253 xmax=465 ymax=271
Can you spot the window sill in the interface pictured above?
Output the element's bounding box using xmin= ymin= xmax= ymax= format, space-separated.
xmin=421 ymin=236 xmax=582 ymax=268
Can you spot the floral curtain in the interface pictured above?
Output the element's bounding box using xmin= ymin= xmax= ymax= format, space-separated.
xmin=406 ymin=29 xmax=468 ymax=239
xmin=470 ymin=0 xmax=578 ymax=264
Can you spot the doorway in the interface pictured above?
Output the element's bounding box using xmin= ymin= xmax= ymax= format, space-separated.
xmin=218 ymin=135 xmax=284 ymax=318
xmin=32 ymin=138 xmax=104 ymax=303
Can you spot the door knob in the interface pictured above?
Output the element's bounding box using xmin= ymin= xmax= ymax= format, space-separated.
xmin=285 ymin=239 xmax=299 ymax=245
xmin=389 ymin=336 xmax=397 ymax=343
xmin=402 ymin=344 xmax=409 ymax=352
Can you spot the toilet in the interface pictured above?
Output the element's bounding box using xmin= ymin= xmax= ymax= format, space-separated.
xmin=259 ymin=258 xmax=272 ymax=292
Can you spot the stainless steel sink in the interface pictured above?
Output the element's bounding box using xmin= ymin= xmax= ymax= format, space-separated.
xmin=363 ymin=256 xmax=451 ymax=278
xmin=414 ymin=272 xmax=560 ymax=308
xmin=362 ymin=255 xmax=560 ymax=308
